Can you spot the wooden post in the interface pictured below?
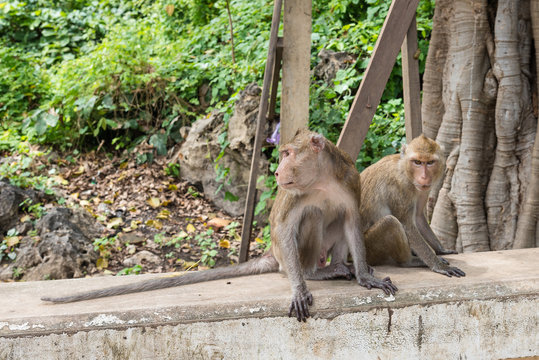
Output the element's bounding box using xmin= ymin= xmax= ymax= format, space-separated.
xmin=280 ymin=0 xmax=311 ymax=144
xmin=337 ymin=0 xmax=420 ymax=160
xmin=401 ymin=17 xmax=422 ymax=142
xmin=239 ymin=0 xmax=283 ymax=263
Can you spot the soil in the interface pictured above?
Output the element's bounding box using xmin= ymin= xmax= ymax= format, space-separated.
xmin=1 ymin=146 xmax=267 ymax=279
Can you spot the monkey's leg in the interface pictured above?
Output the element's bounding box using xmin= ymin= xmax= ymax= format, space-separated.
xmin=363 ymin=215 xmax=420 ymax=267
xmin=343 ymin=212 xmax=397 ymax=295
xmin=305 ymin=263 xmax=353 ymax=280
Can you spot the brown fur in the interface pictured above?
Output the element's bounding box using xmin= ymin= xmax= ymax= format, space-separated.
xmin=270 ymin=129 xmax=396 ymax=321
xmin=360 ymin=135 xmax=465 ymax=277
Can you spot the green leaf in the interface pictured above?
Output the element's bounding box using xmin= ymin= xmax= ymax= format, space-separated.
xmin=224 ymin=191 xmax=239 ymax=202
xmin=149 ymin=133 xmax=167 ymax=156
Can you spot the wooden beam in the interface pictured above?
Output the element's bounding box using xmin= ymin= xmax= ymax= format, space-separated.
xmin=268 ymin=37 xmax=283 ymax=121
xmin=280 ymin=0 xmax=311 ymax=144
xmin=402 ymin=17 xmax=422 ymax=142
xmin=239 ymin=0 xmax=283 ymax=263
xmin=337 ymin=0 xmax=420 ymax=159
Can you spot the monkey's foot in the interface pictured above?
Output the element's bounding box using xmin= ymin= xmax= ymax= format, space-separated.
xmin=357 ymin=274 xmax=398 ymax=296
xmin=307 ymin=263 xmax=353 ymax=281
xmin=437 ymin=249 xmax=458 ymax=255
xmin=345 ymin=264 xmax=374 ymax=278
xmin=288 ymin=291 xmax=313 ymax=322
xmin=438 ymin=256 xmax=450 ymax=265
xmin=433 ymin=264 xmax=466 ymax=277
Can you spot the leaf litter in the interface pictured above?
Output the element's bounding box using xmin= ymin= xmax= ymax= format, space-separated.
xmin=5 ymin=148 xmax=265 ymax=279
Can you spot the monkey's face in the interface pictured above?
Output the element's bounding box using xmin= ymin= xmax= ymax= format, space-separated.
xmin=407 ymin=152 xmax=441 ymax=191
xmin=275 ymin=134 xmax=325 ymax=193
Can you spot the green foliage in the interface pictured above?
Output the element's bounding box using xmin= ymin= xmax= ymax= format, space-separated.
xmin=195 ymin=229 xmax=217 ymax=267
xmin=116 ymin=264 xmax=142 ymax=276
xmin=164 ymin=162 xmax=181 ymax=178
xmin=254 ymin=147 xmax=278 ymax=216
xmin=0 ymin=229 xmax=19 ymax=262
xmin=309 ymin=0 xmax=434 ymax=168
xmin=0 ymin=139 xmax=56 ymax=193
xmin=93 ymin=235 xmax=118 ymax=258
xmin=2 ymin=0 xmax=433 ymax=163
xmin=20 ymin=198 xmax=46 ymax=219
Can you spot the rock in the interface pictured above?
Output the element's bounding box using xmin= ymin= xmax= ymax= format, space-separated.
xmin=314 ymin=49 xmax=357 ymax=84
xmin=178 ymin=84 xmax=269 ymax=216
xmin=228 ymin=83 xmax=262 ymax=153
xmin=0 ymin=180 xmax=31 ymax=233
xmin=0 ymin=207 xmax=102 ymax=281
xmin=123 ymin=250 xmax=161 ymax=267
xmin=36 ymin=207 xmax=103 ymax=240
xmin=118 ymin=232 xmax=146 ymax=245
xmin=15 ymin=221 xmax=33 ymax=236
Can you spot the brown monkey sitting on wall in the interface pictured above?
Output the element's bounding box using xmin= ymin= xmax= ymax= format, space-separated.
xmin=270 ymin=129 xmax=396 ymax=320
xmin=42 ymin=129 xmax=396 ymax=322
xmin=360 ymin=134 xmax=465 ymax=277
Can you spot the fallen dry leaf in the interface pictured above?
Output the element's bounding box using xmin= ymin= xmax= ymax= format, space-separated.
xmin=219 ymin=239 xmax=230 ymax=249
xmin=147 ymin=197 xmax=161 ymax=208
xmin=207 ymin=218 xmax=231 ymax=229
xmin=107 ymin=217 xmax=124 ymax=228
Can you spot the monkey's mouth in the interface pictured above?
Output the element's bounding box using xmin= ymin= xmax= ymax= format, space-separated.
xmin=279 ymin=181 xmax=294 ymax=188
xmin=415 ymin=184 xmax=431 ymax=191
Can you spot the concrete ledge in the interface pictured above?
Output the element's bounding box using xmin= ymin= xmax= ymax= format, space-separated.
xmin=1 ymin=249 xmax=538 ymax=359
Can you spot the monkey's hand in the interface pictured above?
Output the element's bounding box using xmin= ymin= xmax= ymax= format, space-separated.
xmin=288 ymin=290 xmax=313 ymax=322
xmin=357 ymin=274 xmax=398 ymax=296
xmin=432 ymin=264 xmax=466 ymax=278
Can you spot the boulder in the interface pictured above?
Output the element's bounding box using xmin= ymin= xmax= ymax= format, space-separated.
xmin=314 ymin=49 xmax=357 ymax=84
xmin=178 ymin=84 xmax=269 ymax=216
xmin=0 ymin=207 xmax=102 ymax=281
xmin=0 ymin=180 xmax=38 ymax=234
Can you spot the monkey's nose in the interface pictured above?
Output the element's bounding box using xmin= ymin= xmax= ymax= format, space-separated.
xmin=275 ymin=171 xmax=279 ymax=177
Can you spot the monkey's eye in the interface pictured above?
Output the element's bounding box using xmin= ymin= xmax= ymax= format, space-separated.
xmin=427 ymin=160 xmax=436 ymax=166
xmin=281 ymin=149 xmax=290 ymax=158
xmin=413 ymin=160 xmax=422 ymax=166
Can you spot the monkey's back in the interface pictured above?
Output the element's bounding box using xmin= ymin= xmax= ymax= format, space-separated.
xmin=359 ymin=154 xmax=415 ymax=228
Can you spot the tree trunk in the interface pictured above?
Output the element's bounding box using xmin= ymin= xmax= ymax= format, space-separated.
xmin=422 ymin=0 xmax=537 ymax=251
xmin=514 ymin=0 xmax=539 ymax=248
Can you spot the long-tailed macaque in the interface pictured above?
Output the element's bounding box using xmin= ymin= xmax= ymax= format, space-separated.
xmin=270 ymin=129 xmax=396 ymax=321
xmin=360 ymin=134 xmax=465 ymax=277
xmin=42 ymin=129 xmax=396 ymax=322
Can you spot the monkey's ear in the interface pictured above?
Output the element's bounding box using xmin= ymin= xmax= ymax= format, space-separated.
xmin=310 ymin=134 xmax=325 ymax=153
xmin=400 ymin=143 xmax=408 ymax=158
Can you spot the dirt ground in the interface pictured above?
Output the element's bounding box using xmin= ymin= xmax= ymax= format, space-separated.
xmin=2 ymin=147 xmax=267 ymax=279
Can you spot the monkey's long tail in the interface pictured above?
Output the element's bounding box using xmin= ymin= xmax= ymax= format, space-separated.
xmin=41 ymin=254 xmax=279 ymax=303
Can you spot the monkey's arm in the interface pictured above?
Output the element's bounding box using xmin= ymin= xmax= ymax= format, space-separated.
xmin=416 ymin=212 xmax=457 ymax=255
xmin=404 ymin=222 xmax=465 ymax=277
xmin=344 ymin=211 xmax=398 ymax=295
xmin=274 ymin=221 xmax=313 ymax=322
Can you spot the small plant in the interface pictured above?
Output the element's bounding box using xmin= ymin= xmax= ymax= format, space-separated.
xmin=225 ymin=221 xmax=240 ymax=238
xmin=12 ymin=267 xmax=23 ymax=279
xmin=196 ymin=229 xmax=218 ymax=267
xmin=116 ymin=264 xmax=142 ymax=276
xmin=93 ymin=235 xmax=118 ymax=269
xmin=259 ymin=224 xmax=272 ymax=251
xmin=187 ymin=186 xmax=200 ymax=198
xmin=0 ymin=228 xmax=20 ymax=262
xmin=20 ymin=198 xmax=45 ymax=220
xmin=164 ymin=162 xmax=181 ymax=178
xmin=153 ymin=232 xmax=166 ymax=246
xmin=166 ymin=232 xmax=189 ymax=248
